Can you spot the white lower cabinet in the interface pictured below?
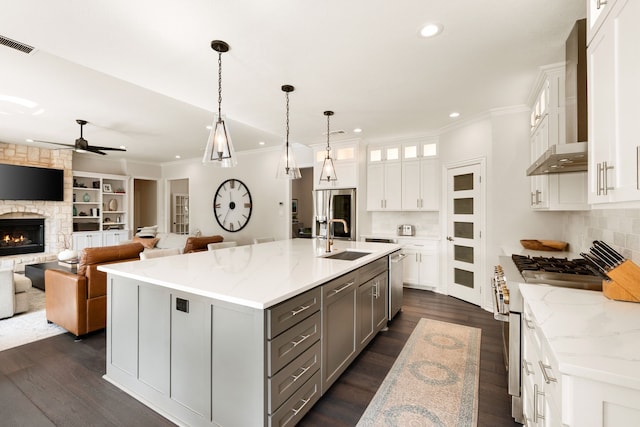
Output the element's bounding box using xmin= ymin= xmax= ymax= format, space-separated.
xmin=400 ymin=240 xmax=439 ymax=289
xmin=357 ymin=258 xmax=388 ymax=351
xmin=72 ymin=232 xmax=102 ymax=252
xmin=103 ymin=230 xmax=130 ymax=246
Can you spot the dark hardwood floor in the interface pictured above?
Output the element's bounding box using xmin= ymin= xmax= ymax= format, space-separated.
xmin=0 ymin=289 xmax=519 ymax=426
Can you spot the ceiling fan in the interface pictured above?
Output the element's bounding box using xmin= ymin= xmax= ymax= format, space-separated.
xmin=34 ymin=119 xmax=126 ymax=155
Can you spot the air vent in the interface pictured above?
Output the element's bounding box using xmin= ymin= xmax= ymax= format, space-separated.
xmin=0 ymin=35 xmax=35 ymax=54
xmin=324 ymin=130 xmax=346 ymax=136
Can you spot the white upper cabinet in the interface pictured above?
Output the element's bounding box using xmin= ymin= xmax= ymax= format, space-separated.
xmin=587 ymin=0 xmax=617 ymax=45
xmin=366 ymin=143 xmax=402 ymax=211
xmin=313 ymin=140 xmax=359 ymax=190
xmin=588 ymin=0 xmax=640 ymax=204
xmin=401 ymin=140 xmax=440 ymax=211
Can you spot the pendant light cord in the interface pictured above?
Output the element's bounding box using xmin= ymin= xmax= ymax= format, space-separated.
xmin=325 ymin=113 xmax=331 ymax=157
xmin=285 ymin=90 xmax=290 ymax=171
xmin=217 ymin=52 xmax=223 ymax=119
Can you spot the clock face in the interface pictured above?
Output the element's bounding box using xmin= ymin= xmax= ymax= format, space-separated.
xmin=213 ymin=179 xmax=252 ymax=232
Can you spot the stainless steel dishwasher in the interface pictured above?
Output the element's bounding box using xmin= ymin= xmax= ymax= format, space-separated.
xmin=388 ymin=250 xmax=406 ymax=320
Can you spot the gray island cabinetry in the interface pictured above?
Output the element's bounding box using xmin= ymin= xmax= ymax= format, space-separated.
xmin=99 ymin=239 xmax=399 ymax=427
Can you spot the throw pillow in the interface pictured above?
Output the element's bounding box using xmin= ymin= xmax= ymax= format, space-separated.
xmin=136 ymin=224 xmax=158 ymax=238
xmin=133 ymin=236 xmax=159 ymax=249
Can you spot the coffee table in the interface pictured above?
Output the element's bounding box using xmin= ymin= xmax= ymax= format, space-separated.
xmin=25 ymin=261 xmax=77 ymax=291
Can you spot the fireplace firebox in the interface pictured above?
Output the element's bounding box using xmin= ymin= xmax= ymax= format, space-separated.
xmin=0 ymin=218 xmax=45 ymax=256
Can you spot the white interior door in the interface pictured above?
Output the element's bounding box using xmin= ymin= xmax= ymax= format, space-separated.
xmin=445 ymin=162 xmax=484 ymax=306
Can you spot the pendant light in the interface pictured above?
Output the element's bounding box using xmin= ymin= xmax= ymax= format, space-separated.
xmin=203 ymin=40 xmax=237 ymax=167
xmin=276 ymin=85 xmax=301 ymax=179
xmin=319 ymin=110 xmax=338 ymax=183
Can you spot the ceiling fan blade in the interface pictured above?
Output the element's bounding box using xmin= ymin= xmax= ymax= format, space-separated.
xmin=32 ymin=139 xmax=75 ymax=149
xmin=88 ymin=145 xmax=126 ymax=152
xmin=85 ymin=146 xmax=107 ymax=155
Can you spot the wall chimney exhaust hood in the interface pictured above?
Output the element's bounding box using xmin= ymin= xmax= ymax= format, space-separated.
xmin=527 ymin=19 xmax=587 ymax=177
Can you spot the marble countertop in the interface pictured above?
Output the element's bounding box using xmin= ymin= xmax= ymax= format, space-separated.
xmin=99 ymin=239 xmax=401 ymax=310
xmin=519 ymin=284 xmax=640 ymax=391
xmin=361 ymin=233 xmax=441 ymax=241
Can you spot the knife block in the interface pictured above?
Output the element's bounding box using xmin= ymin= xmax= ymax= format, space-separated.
xmin=603 ymin=260 xmax=640 ymax=303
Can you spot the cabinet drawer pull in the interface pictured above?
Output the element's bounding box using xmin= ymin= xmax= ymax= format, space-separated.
xmin=538 ymin=361 xmax=557 ymax=384
xmin=372 ymin=281 xmax=379 ymax=298
xmin=291 ymin=334 xmax=311 ymax=348
xmin=522 ymin=358 xmax=534 ymax=376
xmin=291 ymin=397 xmax=311 ymax=416
xmin=291 ymin=365 xmax=311 ymax=382
xmin=534 ymin=383 xmax=545 ymax=422
xmin=332 ymin=281 xmax=355 ymax=294
xmin=291 ymin=305 xmax=311 ymax=316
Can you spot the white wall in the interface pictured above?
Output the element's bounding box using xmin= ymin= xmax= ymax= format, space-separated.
xmin=162 ymin=148 xmax=290 ymax=246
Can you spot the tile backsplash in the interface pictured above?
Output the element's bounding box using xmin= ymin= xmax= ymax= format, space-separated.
xmin=564 ymin=209 xmax=640 ymax=263
xmin=370 ymin=211 xmax=440 ymax=237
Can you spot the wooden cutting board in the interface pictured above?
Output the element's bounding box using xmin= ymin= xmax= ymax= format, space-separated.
xmin=520 ymin=239 xmax=568 ymax=251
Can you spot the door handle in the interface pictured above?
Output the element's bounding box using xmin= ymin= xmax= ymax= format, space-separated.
xmin=446 ymin=236 xmax=453 ymax=241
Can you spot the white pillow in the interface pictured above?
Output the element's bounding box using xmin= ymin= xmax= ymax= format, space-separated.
xmin=136 ymin=225 xmax=158 ymax=237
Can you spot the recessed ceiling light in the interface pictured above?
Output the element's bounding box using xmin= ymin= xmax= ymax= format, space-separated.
xmin=353 ymin=128 xmax=362 ymax=133
xmin=175 ymin=155 xmax=181 ymax=159
xmin=119 ymin=145 xmax=126 ymax=149
xmin=449 ymin=112 xmax=460 ymax=118
xmin=259 ymin=141 xmax=265 ymax=146
xmin=420 ymin=23 xmax=443 ymax=38
xmin=25 ymin=138 xmax=34 ymax=143
xmin=206 ymin=125 xmax=212 ymax=130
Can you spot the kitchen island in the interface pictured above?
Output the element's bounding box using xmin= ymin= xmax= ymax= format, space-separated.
xmin=99 ymin=238 xmax=400 ymax=427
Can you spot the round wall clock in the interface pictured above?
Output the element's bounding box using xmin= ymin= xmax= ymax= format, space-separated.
xmin=213 ymin=179 xmax=252 ymax=232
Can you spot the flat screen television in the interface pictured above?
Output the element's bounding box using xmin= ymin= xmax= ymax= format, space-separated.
xmin=0 ymin=163 xmax=64 ymax=201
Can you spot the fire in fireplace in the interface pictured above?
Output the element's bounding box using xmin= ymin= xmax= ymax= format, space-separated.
xmin=0 ymin=218 xmax=45 ymax=256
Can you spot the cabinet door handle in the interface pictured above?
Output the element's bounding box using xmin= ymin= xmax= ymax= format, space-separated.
xmin=538 ymin=361 xmax=558 ymax=384
xmin=603 ymin=161 xmax=614 ymax=195
xmin=372 ymin=281 xmax=379 ymax=298
xmin=291 ymin=304 xmax=311 ymax=316
xmin=291 ymin=333 xmax=311 ymax=348
xmin=535 ymin=189 xmax=541 ymax=205
xmin=596 ymin=162 xmax=602 ymax=195
xmin=534 ymin=383 xmax=545 ymax=422
xmin=332 ymin=281 xmax=355 ymax=294
xmin=530 ymin=191 xmax=535 ymax=205
xmin=596 ymin=0 xmax=608 ymax=10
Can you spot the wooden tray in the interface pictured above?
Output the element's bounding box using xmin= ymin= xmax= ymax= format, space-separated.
xmin=520 ymin=239 xmax=568 ymax=251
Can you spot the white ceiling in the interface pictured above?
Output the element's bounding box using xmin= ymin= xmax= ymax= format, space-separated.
xmin=0 ymin=0 xmax=585 ymax=164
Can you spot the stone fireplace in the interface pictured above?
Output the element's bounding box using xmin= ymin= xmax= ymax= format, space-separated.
xmin=0 ymin=143 xmax=73 ymax=270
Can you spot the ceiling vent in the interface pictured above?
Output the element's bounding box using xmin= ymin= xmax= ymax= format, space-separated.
xmin=0 ymin=35 xmax=35 ymax=54
xmin=324 ymin=130 xmax=345 ymax=136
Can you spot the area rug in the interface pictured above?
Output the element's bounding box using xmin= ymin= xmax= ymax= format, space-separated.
xmin=357 ymin=318 xmax=481 ymax=427
xmin=0 ymin=287 xmax=66 ymax=352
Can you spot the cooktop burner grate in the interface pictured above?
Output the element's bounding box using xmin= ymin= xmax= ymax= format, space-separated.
xmin=511 ymin=254 xmax=598 ymax=276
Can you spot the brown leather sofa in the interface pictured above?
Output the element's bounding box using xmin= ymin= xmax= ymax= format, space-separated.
xmin=45 ymin=242 xmax=144 ymax=337
xmin=183 ymin=235 xmax=224 ymax=253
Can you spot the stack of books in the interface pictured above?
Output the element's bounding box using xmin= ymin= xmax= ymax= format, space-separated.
xmin=58 ymin=259 xmax=79 ymax=271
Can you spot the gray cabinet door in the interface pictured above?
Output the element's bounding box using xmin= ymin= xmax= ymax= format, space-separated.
xmin=322 ymin=272 xmax=357 ymax=392
xmin=374 ymin=273 xmax=388 ymax=330
xmin=357 ymin=279 xmax=375 ymax=350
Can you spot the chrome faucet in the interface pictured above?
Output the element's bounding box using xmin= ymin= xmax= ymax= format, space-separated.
xmin=326 ymin=219 xmax=348 ymax=252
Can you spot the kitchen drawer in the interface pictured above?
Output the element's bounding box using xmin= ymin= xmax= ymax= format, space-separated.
xmin=269 ymin=371 xmax=321 ymax=427
xmin=322 ymin=271 xmax=357 ymax=299
xmin=268 ymin=341 xmax=320 ymax=414
xmin=267 ymin=287 xmax=321 ymax=339
xmin=358 ymin=257 xmax=387 ymax=284
xmin=268 ymin=312 xmax=320 ymax=376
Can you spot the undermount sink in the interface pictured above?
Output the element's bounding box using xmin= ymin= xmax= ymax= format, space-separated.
xmin=323 ymin=251 xmax=371 ymax=261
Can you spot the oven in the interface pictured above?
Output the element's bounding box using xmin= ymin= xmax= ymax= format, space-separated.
xmin=492 ymin=254 xmax=603 ymax=424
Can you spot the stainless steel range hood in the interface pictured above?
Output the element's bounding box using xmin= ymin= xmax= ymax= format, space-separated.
xmin=527 ymin=141 xmax=588 ymax=175
xmin=527 ymin=19 xmax=588 ymax=177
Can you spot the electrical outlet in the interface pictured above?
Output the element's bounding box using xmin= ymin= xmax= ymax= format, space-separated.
xmin=176 ymin=297 xmax=189 ymax=313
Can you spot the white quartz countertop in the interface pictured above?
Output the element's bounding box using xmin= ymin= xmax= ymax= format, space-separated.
xmin=99 ymin=239 xmax=401 ymax=310
xmin=519 ymin=284 xmax=640 ymax=391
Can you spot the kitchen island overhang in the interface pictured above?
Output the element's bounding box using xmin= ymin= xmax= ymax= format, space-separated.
xmin=99 ymin=239 xmax=401 ymax=426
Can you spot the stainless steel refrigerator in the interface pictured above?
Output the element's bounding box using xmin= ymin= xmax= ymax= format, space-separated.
xmin=312 ymin=188 xmax=356 ymax=241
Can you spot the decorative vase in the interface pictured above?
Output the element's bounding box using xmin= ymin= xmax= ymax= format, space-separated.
xmin=58 ymin=249 xmax=78 ymax=261
xmin=83 ymin=192 xmax=90 ymax=202
xmin=73 ymin=205 xmax=77 ymax=216
xmin=108 ymin=198 xmax=118 ymax=211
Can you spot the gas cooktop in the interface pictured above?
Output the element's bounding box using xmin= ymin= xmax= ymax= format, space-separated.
xmin=511 ymin=254 xmax=603 ymax=291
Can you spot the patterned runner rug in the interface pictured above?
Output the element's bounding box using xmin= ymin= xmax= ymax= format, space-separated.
xmin=357 ymin=318 xmax=481 ymax=427
xmin=0 ymin=287 xmax=66 ymax=352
